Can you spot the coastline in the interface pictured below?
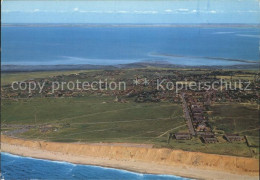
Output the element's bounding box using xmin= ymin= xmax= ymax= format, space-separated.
xmin=1 ymin=135 xmax=259 ymax=180
xmin=2 ymin=23 xmax=260 ymax=28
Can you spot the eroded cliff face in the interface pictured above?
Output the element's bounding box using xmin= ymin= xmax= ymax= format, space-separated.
xmin=1 ymin=135 xmax=259 ymax=176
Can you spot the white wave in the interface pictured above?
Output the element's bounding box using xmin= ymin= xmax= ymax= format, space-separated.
xmin=86 ymin=164 xmax=187 ymax=179
xmin=2 ymin=152 xmax=76 ymax=166
xmin=1 ymin=152 xmax=22 ymax=158
xmin=2 ymin=152 xmax=188 ymax=179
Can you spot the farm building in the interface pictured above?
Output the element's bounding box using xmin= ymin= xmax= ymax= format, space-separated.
xmin=224 ymin=134 xmax=243 ymax=142
xmin=174 ymin=133 xmax=191 ymax=140
xmin=201 ymin=135 xmax=218 ymax=144
xmin=197 ymin=131 xmax=214 ymax=136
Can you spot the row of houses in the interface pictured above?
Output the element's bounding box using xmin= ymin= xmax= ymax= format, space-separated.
xmin=187 ymin=92 xmax=217 ymax=143
xmin=174 ymin=92 xmax=243 ymax=144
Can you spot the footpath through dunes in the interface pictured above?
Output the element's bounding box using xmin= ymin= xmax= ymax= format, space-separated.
xmin=1 ymin=135 xmax=259 ymax=180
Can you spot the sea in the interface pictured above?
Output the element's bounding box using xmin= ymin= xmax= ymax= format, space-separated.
xmin=1 ymin=25 xmax=259 ymax=66
xmin=1 ymin=152 xmax=189 ymax=180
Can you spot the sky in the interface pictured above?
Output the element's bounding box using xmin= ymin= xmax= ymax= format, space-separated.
xmin=1 ymin=0 xmax=260 ymax=24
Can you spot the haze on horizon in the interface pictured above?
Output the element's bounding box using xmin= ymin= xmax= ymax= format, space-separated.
xmin=2 ymin=0 xmax=260 ymax=24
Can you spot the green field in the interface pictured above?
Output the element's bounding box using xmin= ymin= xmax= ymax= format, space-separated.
xmin=1 ymin=70 xmax=98 ymax=85
xmin=1 ymin=69 xmax=259 ymax=158
xmin=2 ymin=96 xmax=185 ymax=143
xmin=165 ymin=137 xmax=254 ymax=157
xmin=209 ymin=103 xmax=259 ymax=137
xmin=2 ymin=96 xmax=259 ymax=158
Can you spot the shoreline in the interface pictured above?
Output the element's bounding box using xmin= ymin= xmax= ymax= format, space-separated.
xmin=2 ymin=61 xmax=259 ymax=73
xmin=1 ymin=152 xmax=189 ymax=179
xmin=1 ymin=135 xmax=259 ymax=180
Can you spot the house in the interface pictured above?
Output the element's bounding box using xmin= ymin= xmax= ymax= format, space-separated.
xmin=192 ymin=116 xmax=206 ymax=123
xmin=174 ymin=133 xmax=191 ymax=140
xmin=224 ymin=134 xmax=243 ymax=142
xmin=196 ymin=122 xmax=211 ymax=132
xmin=191 ymin=104 xmax=201 ymax=109
xmin=201 ymin=135 xmax=218 ymax=144
xmin=197 ymin=131 xmax=214 ymax=136
xmin=191 ymin=108 xmax=204 ymax=114
xmin=192 ymin=113 xmax=205 ymax=120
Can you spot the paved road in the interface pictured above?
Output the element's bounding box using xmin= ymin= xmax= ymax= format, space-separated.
xmin=181 ymin=93 xmax=196 ymax=136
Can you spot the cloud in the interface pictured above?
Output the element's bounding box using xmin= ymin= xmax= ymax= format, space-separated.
xmin=117 ymin=10 xmax=128 ymax=14
xmin=210 ymin=10 xmax=217 ymax=14
xmin=1 ymin=9 xmax=219 ymax=15
xmin=105 ymin=11 xmax=114 ymax=14
xmin=133 ymin=10 xmax=158 ymax=14
xmin=2 ymin=9 xmax=11 ymax=13
xmin=176 ymin=8 xmax=189 ymax=12
xmin=2 ymin=9 xmax=44 ymax=13
xmin=164 ymin=9 xmax=173 ymax=13
xmin=79 ymin=10 xmax=98 ymax=13
xmin=7 ymin=8 xmax=257 ymax=15
xmin=163 ymin=9 xmax=199 ymax=14
xmin=236 ymin=10 xmax=258 ymax=13
xmin=77 ymin=10 xmax=158 ymax=14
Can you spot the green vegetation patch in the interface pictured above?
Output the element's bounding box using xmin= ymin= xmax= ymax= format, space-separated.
xmin=2 ymin=96 xmax=185 ymax=144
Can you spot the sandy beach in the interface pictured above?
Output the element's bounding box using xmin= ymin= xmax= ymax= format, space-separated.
xmin=1 ymin=135 xmax=259 ymax=180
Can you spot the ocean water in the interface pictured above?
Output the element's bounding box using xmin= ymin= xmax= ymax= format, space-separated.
xmin=1 ymin=153 xmax=189 ymax=180
xmin=1 ymin=26 xmax=259 ymax=66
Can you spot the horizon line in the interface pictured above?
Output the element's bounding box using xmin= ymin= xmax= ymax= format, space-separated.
xmin=2 ymin=23 xmax=260 ymax=28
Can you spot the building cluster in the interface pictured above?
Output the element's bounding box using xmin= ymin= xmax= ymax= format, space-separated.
xmin=1 ymin=69 xmax=259 ymax=105
xmin=1 ymin=69 xmax=258 ymax=146
xmin=185 ymin=92 xmax=217 ymax=142
xmin=173 ymin=91 xmax=244 ymax=144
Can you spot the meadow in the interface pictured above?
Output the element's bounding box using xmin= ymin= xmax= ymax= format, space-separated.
xmin=2 ymin=96 xmax=185 ymax=143
xmin=1 ymin=69 xmax=259 ymax=158
xmin=1 ymin=70 xmax=98 ymax=85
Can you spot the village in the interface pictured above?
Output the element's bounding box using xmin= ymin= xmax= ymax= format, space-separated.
xmin=2 ymin=69 xmax=259 ymax=103
xmin=1 ymin=69 xmax=259 ymax=147
xmin=172 ymin=92 xmax=245 ymax=144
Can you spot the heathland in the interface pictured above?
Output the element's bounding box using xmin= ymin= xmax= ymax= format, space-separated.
xmin=1 ymin=68 xmax=259 ymax=158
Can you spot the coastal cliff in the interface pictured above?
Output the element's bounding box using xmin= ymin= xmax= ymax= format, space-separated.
xmin=1 ymin=135 xmax=259 ymax=179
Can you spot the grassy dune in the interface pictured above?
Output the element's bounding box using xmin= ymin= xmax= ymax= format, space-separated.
xmin=2 ymin=96 xmax=258 ymax=157
xmin=2 ymin=96 xmax=185 ymax=144
xmin=210 ymin=103 xmax=259 ymax=137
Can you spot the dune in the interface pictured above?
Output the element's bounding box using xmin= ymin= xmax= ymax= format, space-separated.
xmin=1 ymin=135 xmax=259 ymax=180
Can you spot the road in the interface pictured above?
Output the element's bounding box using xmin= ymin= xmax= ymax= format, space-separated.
xmin=181 ymin=93 xmax=196 ymax=136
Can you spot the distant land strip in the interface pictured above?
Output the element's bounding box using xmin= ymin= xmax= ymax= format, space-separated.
xmin=2 ymin=23 xmax=260 ymax=28
xmin=151 ymin=53 xmax=260 ymax=64
xmin=2 ymin=62 xmax=259 ymax=72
